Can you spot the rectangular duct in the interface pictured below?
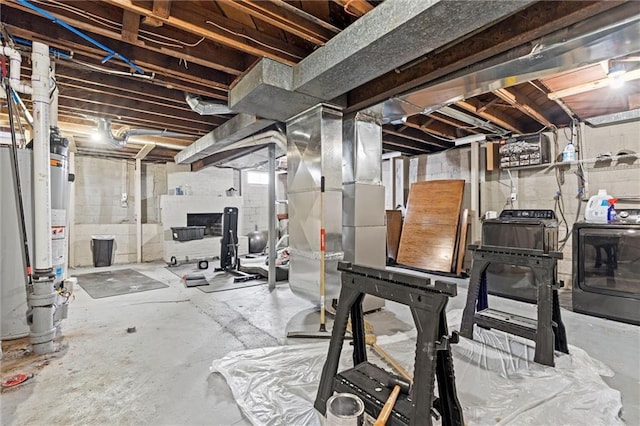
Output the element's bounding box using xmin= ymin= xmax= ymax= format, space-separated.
xmin=175 ymin=113 xmax=274 ymax=164
xmin=287 ymin=104 xmax=344 ymax=302
xmin=342 ymin=116 xmax=385 ymax=269
xmin=228 ymin=59 xmax=324 ymax=122
xmin=292 ymin=0 xmax=535 ymax=100
xmin=229 ymin=1 xmax=534 ymax=122
xmin=342 ymin=117 xmax=382 ymax=185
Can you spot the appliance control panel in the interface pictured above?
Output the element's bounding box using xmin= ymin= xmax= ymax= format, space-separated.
xmin=616 ymin=209 xmax=640 ymax=223
xmin=499 ymin=209 xmax=556 ymax=220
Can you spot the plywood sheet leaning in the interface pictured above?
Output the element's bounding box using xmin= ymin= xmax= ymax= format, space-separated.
xmin=396 ymin=180 xmax=465 ymax=273
xmin=385 ymin=210 xmax=403 ymax=262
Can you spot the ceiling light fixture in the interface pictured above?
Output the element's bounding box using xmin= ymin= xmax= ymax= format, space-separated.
xmin=548 ymin=67 xmax=640 ymax=99
xmin=608 ymin=61 xmax=627 ymax=89
xmin=607 ymin=61 xmax=627 ymax=78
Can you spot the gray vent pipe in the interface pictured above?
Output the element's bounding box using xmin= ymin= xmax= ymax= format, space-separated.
xmin=96 ymin=118 xmax=192 ymax=149
xmin=185 ymin=92 xmax=234 ymax=115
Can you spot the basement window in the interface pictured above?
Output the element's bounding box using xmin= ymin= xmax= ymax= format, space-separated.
xmin=247 ymin=171 xmax=268 ymax=185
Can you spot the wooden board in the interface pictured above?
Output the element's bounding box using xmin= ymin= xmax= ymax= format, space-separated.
xmin=386 ymin=210 xmax=403 ymax=261
xmin=396 ymin=180 xmax=465 ymax=273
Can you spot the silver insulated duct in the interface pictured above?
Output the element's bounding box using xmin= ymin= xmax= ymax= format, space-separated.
xmin=286 ymin=104 xmax=343 ymax=302
xmin=342 ymin=114 xmax=386 ymax=268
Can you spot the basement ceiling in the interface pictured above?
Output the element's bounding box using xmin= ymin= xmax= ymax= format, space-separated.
xmin=1 ymin=1 xmax=639 ymax=163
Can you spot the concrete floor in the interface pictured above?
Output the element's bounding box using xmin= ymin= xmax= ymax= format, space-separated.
xmin=2 ymin=262 xmax=639 ymax=425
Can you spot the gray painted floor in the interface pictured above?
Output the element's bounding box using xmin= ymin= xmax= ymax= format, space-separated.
xmin=2 ymin=262 xmax=638 ymax=425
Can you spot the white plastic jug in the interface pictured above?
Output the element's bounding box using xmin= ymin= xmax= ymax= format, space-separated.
xmin=585 ymin=189 xmax=612 ymax=223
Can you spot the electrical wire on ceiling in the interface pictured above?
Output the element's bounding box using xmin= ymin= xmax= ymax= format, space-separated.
xmin=204 ymin=20 xmax=302 ymax=59
xmin=15 ymin=0 xmax=144 ymax=74
xmin=69 ymin=59 xmax=155 ymax=79
xmin=37 ymin=0 xmax=206 ymax=50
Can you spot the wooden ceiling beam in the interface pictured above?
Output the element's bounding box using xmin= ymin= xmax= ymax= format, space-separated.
xmin=121 ymin=10 xmax=140 ymax=43
xmin=492 ymin=88 xmax=555 ymax=129
xmin=2 ymin=20 xmax=234 ymax=90
xmin=404 ymin=115 xmax=457 ymax=139
xmin=56 ymin=58 xmax=228 ymax=101
xmin=332 ymin=0 xmax=373 ymax=17
xmin=103 ymin=0 xmax=307 ymax=64
xmin=9 ymin=33 xmax=230 ymax=101
xmin=269 ymin=0 xmax=340 ymax=33
xmin=382 ymin=133 xmax=438 ymax=153
xmin=53 ymin=66 xmax=199 ymax=107
xmin=382 ymin=143 xmax=423 ymax=156
xmin=142 ymin=0 xmax=173 ymax=27
xmin=4 ymin=2 xmax=246 ymax=76
xmin=55 ymin=93 xmax=223 ymax=127
xmin=428 ymin=113 xmax=482 ymax=134
xmin=58 ymin=103 xmax=210 ymax=135
xmin=382 ymin=128 xmax=451 ymax=149
xmin=456 ymin=100 xmax=524 ymax=133
xmin=219 ymin=0 xmax=335 ymax=45
xmin=346 ymin=1 xmax=628 ymax=112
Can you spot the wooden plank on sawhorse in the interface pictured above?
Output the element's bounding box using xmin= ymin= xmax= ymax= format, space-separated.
xmin=314 ymin=262 xmax=464 ymax=426
xmin=460 ymin=245 xmax=568 ymax=366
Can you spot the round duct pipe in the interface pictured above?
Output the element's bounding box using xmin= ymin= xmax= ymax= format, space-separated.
xmin=185 ymin=92 xmax=234 ymax=115
xmin=95 ymin=118 xmax=192 ymax=149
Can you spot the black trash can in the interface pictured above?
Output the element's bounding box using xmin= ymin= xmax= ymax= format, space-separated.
xmin=91 ymin=235 xmax=115 ymax=267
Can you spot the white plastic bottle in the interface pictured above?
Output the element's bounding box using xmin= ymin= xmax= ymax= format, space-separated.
xmin=585 ymin=189 xmax=613 ymax=223
xmin=562 ymin=141 xmax=576 ymax=162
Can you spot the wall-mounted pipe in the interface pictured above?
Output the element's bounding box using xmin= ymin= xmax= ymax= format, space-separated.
xmin=1 ymin=46 xmax=32 ymax=94
xmin=185 ymin=92 xmax=234 ymax=115
xmin=29 ymin=41 xmax=56 ymax=355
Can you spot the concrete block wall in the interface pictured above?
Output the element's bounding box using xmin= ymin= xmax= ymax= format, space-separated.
xmin=167 ymin=164 xmax=234 ymax=195
xmin=482 ymin=121 xmax=640 ymax=283
xmin=239 ymin=170 xmax=288 ymax=237
xmin=72 ymin=224 xmax=163 ymax=266
xmin=385 ymin=121 xmax=639 ymax=284
xmin=74 ymin=156 xmax=136 ymax=224
xmin=72 ymin=156 xmax=167 ymax=266
xmin=142 ymin=163 xmax=167 ymax=223
xmin=161 ymin=162 xmax=242 ymax=262
xmin=241 ymin=170 xmax=268 ymax=235
xmin=408 ymin=148 xmax=472 ymax=210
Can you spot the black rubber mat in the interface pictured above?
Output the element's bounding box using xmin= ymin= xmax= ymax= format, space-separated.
xmin=196 ymin=272 xmax=267 ymax=293
xmin=166 ymin=263 xmax=268 ymax=293
xmin=77 ymin=269 xmax=169 ymax=299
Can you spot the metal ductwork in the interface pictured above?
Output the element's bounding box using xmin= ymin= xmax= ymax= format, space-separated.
xmin=175 ymin=114 xmax=275 ymax=164
xmin=373 ymin=13 xmax=640 ymax=124
xmin=95 ymin=118 xmax=192 ymax=148
xmin=229 ymin=0 xmax=535 ymax=122
xmin=287 ymin=104 xmax=344 ymax=303
xmin=185 ymin=92 xmax=234 ymax=115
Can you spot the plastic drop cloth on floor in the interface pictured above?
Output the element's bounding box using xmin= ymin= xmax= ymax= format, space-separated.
xmin=210 ymin=310 xmax=623 ymax=426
